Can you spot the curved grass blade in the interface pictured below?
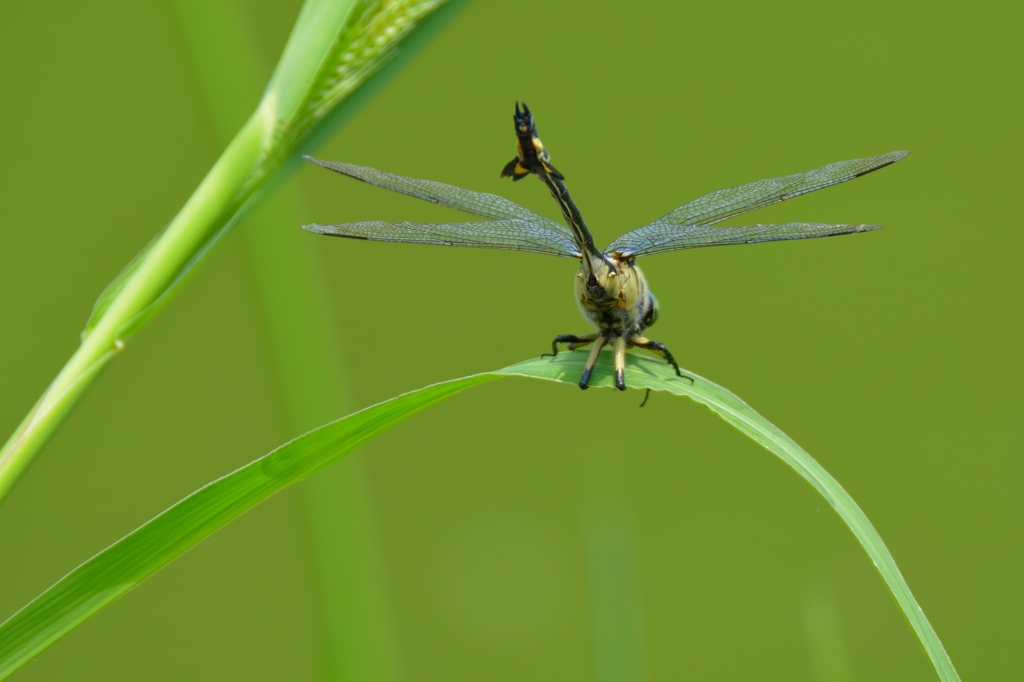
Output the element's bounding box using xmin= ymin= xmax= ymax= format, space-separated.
xmin=0 ymin=354 xmax=958 ymax=681
xmin=0 ymin=373 xmax=495 ymax=679
xmin=496 ymin=354 xmax=960 ymax=682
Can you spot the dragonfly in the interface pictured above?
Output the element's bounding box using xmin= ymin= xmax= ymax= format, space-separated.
xmin=303 ymin=102 xmax=907 ymax=391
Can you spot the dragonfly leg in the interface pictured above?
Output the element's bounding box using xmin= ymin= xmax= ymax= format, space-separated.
xmin=630 ymin=336 xmax=695 ymax=384
xmin=578 ymin=336 xmax=608 ymax=390
xmin=542 ymin=333 xmax=598 ymax=358
xmin=613 ymin=336 xmax=628 ymax=391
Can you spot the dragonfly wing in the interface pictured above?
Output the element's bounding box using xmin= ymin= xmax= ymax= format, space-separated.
xmin=303 ymin=219 xmax=581 ymax=258
xmin=606 ymin=222 xmax=879 ymax=257
xmin=305 ymin=156 xmax=568 ymax=228
xmin=620 ymin=151 xmax=908 ymax=238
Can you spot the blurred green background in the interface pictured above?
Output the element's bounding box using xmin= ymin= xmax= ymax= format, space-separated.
xmin=1 ymin=0 xmax=1021 ymax=680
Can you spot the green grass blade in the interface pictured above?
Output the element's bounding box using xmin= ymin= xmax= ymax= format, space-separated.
xmin=173 ymin=1 xmax=406 ymax=678
xmin=0 ymin=0 xmax=465 ymax=505
xmin=0 ymin=353 xmax=958 ymax=681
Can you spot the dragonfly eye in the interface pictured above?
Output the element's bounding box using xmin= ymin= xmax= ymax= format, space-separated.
xmin=644 ymin=292 xmax=660 ymax=328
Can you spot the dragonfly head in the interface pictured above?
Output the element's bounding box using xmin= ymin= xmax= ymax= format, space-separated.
xmin=581 ymin=254 xmax=626 ymax=303
xmin=576 ymin=254 xmax=650 ymax=334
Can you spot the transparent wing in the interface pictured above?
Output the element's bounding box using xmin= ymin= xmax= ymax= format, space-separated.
xmin=607 ymin=150 xmax=907 ymax=255
xmin=606 ymin=222 xmax=879 ymax=256
xmin=305 ymin=156 xmax=569 ymax=228
xmin=302 ymin=219 xmax=581 ymax=258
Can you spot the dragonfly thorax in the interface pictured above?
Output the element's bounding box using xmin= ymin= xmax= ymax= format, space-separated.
xmin=575 ymin=252 xmax=654 ymax=336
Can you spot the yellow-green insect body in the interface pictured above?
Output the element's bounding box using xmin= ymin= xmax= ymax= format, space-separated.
xmin=564 ymin=251 xmax=667 ymax=390
xmin=575 ymin=254 xmax=650 ymax=337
